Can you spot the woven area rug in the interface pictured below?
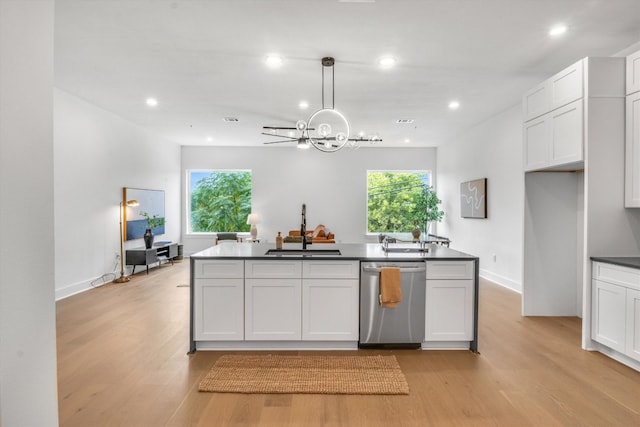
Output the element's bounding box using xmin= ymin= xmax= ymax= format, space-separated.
xmin=198 ymin=354 xmax=409 ymax=395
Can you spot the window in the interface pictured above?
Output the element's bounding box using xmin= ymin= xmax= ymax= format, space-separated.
xmin=187 ymin=170 xmax=252 ymax=233
xmin=367 ymin=170 xmax=432 ymax=234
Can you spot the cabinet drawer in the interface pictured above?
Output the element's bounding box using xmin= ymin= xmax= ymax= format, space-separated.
xmin=426 ymin=261 xmax=474 ymax=280
xmin=593 ymin=262 xmax=640 ymax=291
xmin=245 ymin=260 xmax=302 ymax=278
xmin=194 ymin=260 xmax=243 ymax=279
xmin=302 ymin=261 xmax=359 ymax=278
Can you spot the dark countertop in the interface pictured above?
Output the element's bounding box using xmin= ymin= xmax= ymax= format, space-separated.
xmin=591 ymin=257 xmax=640 ymax=269
xmin=191 ymin=242 xmax=478 ymax=262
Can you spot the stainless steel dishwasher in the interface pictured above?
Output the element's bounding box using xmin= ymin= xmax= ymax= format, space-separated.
xmin=359 ymin=261 xmax=426 ymax=348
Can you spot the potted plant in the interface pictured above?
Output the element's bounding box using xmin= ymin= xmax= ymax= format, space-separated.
xmin=413 ymin=186 xmax=444 ymax=239
xmin=140 ymin=211 xmax=165 ymax=248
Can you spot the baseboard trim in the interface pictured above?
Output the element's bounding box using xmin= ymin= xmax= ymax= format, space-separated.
xmin=479 ymin=269 xmax=521 ymax=293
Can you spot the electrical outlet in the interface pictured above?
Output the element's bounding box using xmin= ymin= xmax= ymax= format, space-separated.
xmin=492 ymin=253 xmax=497 ymax=262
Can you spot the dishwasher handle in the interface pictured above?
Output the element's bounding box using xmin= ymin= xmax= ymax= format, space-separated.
xmin=362 ymin=264 xmax=426 ymax=274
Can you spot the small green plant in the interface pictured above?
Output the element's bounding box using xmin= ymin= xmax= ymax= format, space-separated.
xmin=140 ymin=211 xmax=165 ymax=230
xmin=412 ymin=186 xmax=444 ymax=235
xmin=424 ymin=187 xmax=444 ymax=223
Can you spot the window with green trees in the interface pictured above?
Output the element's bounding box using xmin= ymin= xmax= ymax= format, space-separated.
xmin=367 ymin=170 xmax=439 ymax=234
xmin=187 ymin=170 xmax=252 ymax=233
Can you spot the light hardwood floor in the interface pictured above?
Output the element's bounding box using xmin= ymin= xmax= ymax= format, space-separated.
xmin=57 ymin=259 xmax=640 ymax=426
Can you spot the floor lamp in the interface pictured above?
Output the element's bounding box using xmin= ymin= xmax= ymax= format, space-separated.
xmin=114 ymin=199 xmax=139 ymax=283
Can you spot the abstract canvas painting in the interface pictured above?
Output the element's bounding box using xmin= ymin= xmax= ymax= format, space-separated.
xmin=460 ymin=178 xmax=487 ymax=218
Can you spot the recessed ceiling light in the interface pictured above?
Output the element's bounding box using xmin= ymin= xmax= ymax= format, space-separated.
xmin=206 ymin=136 xmax=213 ymax=142
xmin=404 ymin=139 xmax=411 ymax=143
xmin=299 ymin=101 xmax=309 ymax=109
xmin=145 ymin=97 xmax=158 ymax=107
xmin=448 ymin=100 xmax=460 ymax=110
xmin=549 ymin=24 xmax=567 ymax=37
xmin=265 ymin=55 xmax=283 ymax=68
xmin=378 ymin=56 xmax=396 ymax=69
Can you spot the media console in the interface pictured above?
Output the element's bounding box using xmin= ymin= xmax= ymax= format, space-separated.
xmin=126 ymin=242 xmax=178 ymax=275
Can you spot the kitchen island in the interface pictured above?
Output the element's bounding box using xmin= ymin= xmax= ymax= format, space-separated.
xmin=189 ymin=242 xmax=479 ymax=353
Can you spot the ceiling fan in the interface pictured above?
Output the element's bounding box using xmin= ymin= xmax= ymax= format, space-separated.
xmin=262 ymin=57 xmax=381 ymax=152
xmin=262 ymin=128 xmax=380 ymax=150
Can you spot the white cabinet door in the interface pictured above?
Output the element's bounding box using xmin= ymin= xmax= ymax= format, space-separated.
xmin=425 ymin=279 xmax=474 ymax=341
xmin=626 ymin=288 xmax=640 ymax=362
xmin=548 ymin=60 xmax=583 ymax=110
xmin=194 ymin=278 xmax=244 ymax=341
xmin=193 ymin=260 xmax=244 ymax=341
xmin=549 ymin=99 xmax=583 ymax=167
xmin=627 ymin=50 xmax=640 ymax=95
xmin=524 ymin=115 xmax=551 ymax=171
xmin=245 ymin=278 xmax=301 ymax=340
xmin=625 ymin=92 xmax=640 ymax=207
xmin=302 ymin=279 xmax=359 ymax=341
xmin=592 ymin=279 xmax=626 ymax=352
xmin=523 ymin=82 xmax=549 ymax=122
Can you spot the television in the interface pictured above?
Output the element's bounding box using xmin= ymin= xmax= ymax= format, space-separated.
xmin=123 ymin=187 xmax=165 ymax=240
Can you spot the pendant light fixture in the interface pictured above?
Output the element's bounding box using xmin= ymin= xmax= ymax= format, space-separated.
xmin=299 ymin=57 xmax=351 ymax=152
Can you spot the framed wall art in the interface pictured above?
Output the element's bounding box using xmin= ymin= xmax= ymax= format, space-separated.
xmin=460 ymin=178 xmax=487 ymax=219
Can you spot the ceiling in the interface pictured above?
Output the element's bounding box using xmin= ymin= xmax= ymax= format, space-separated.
xmin=54 ymin=0 xmax=640 ymax=148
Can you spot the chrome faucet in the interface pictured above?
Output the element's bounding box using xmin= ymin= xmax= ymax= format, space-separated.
xmin=301 ymin=203 xmax=308 ymax=250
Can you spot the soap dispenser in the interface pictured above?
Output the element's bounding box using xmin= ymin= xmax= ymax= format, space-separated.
xmin=276 ymin=231 xmax=283 ymax=249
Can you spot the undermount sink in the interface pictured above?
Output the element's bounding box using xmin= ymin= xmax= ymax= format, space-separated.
xmin=265 ymin=249 xmax=342 ymax=256
xmin=383 ymin=246 xmax=429 ymax=253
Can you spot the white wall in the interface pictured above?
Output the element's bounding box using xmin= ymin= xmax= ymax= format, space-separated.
xmin=0 ymin=1 xmax=59 ymax=425
xmin=54 ymin=89 xmax=181 ymax=299
xmin=181 ymin=146 xmax=437 ymax=254
xmin=438 ymin=105 xmax=524 ymax=291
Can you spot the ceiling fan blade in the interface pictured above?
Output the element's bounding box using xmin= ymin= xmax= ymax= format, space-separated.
xmin=261 ymin=132 xmax=298 ymax=140
xmin=263 ymin=126 xmax=297 ymax=130
xmin=263 ymin=140 xmax=295 ymax=144
xmin=263 ymin=126 xmax=316 ymax=131
xmin=347 ymin=137 xmax=384 ymax=142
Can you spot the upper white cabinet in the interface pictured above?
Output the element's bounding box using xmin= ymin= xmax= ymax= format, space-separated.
xmin=625 ymin=49 xmax=640 ymax=207
xmin=627 ymin=49 xmax=640 ymax=95
xmin=523 ymin=57 xmax=624 ymax=172
xmin=523 ymin=60 xmax=583 ymax=122
xmin=625 ymin=92 xmax=640 ymax=206
xmin=524 ymin=99 xmax=583 ymax=171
